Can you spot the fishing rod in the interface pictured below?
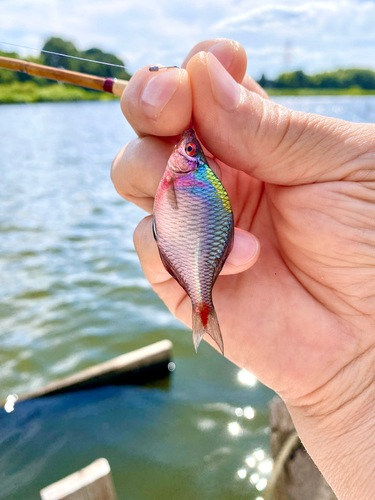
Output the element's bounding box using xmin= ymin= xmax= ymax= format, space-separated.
xmin=0 ymin=53 xmax=179 ymax=96
xmin=0 ymin=55 xmax=129 ymax=96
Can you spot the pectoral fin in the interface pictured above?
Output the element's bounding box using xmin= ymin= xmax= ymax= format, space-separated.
xmin=158 ymin=248 xmax=188 ymax=295
xmin=167 ymin=180 xmax=178 ymax=210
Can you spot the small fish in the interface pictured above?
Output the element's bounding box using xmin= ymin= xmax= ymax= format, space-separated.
xmin=153 ymin=128 xmax=234 ymax=354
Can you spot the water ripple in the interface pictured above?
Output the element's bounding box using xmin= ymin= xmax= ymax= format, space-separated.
xmin=1 ymin=98 xmax=367 ymax=499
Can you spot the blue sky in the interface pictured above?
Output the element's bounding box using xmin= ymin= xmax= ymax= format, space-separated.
xmin=2 ymin=0 xmax=375 ymax=78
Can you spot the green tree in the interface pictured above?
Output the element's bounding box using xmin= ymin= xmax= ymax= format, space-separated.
xmin=40 ymin=37 xmax=131 ymax=81
xmin=80 ymin=47 xmax=130 ymax=80
xmin=348 ymin=69 xmax=375 ymax=89
xmin=276 ymin=70 xmax=311 ymax=88
xmin=258 ymin=73 xmax=269 ymax=88
xmin=41 ymin=37 xmax=81 ymax=72
xmin=264 ymin=68 xmax=375 ymax=90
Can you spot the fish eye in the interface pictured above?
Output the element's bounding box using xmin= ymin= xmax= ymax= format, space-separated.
xmin=185 ymin=142 xmax=197 ymax=156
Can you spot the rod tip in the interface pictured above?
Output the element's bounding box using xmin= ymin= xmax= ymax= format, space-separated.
xmin=149 ymin=65 xmax=179 ymax=72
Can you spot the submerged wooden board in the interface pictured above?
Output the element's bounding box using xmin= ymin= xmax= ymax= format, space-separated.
xmin=1 ymin=340 xmax=172 ymax=405
xmin=266 ymin=397 xmax=337 ymax=500
xmin=40 ymin=458 xmax=117 ymax=500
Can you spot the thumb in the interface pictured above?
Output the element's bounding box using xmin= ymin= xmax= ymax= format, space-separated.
xmin=187 ymin=52 xmax=375 ymax=185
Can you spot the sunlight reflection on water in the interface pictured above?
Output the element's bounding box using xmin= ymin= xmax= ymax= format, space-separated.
xmin=3 ymin=96 xmax=370 ymax=499
xmin=237 ymin=368 xmax=257 ymax=387
xmin=3 ymin=394 xmax=18 ymax=413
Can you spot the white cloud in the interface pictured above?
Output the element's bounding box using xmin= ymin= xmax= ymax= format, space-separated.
xmin=212 ymin=2 xmax=337 ymax=32
xmin=2 ymin=0 xmax=375 ymax=78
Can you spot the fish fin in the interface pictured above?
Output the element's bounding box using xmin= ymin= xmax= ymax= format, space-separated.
xmin=158 ymin=249 xmax=188 ymax=293
xmin=167 ymin=180 xmax=178 ymax=210
xmin=192 ymin=307 xmax=224 ymax=355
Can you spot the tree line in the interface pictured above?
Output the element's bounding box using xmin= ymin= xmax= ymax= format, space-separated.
xmin=2 ymin=38 xmax=375 ymax=91
xmin=0 ymin=37 xmax=131 ymax=86
xmin=258 ymin=68 xmax=375 ymax=90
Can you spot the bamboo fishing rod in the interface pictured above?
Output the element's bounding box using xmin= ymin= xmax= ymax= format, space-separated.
xmin=0 ymin=55 xmax=129 ymax=96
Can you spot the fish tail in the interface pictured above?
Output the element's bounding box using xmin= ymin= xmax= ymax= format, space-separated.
xmin=192 ymin=306 xmax=224 ymax=355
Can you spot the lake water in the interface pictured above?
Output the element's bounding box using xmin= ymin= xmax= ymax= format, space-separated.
xmin=1 ymin=96 xmax=374 ymax=500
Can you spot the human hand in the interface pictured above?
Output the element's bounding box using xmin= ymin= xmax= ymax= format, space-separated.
xmin=112 ymin=39 xmax=375 ymax=499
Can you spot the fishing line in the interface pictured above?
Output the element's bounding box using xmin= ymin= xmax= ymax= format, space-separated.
xmin=0 ymin=40 xmax=141 ymax=73
xmin=0 ymin=40 xmax=180 ymax=83
xmin=0 ymin=41 xmax=180 ymax=75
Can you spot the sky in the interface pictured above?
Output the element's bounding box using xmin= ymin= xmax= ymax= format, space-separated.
xmin=2 ymin=0 xmax=375 ymax=79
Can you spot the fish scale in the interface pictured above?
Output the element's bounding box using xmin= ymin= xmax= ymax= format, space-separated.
xmin=153 ymin=128 xmax=234 ymax=354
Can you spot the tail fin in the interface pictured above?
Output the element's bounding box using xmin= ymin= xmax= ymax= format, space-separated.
xmin=192 ymin=307 xmax=224 ymax=355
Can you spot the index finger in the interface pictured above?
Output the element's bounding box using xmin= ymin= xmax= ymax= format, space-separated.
xmin=121 ymin=66 xmax=192 ymax=138
xmin=120 ymin=39 xmax=249 ymax=138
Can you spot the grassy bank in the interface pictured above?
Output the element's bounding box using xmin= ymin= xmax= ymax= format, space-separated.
xmin=0 ymin=82 xmax=119 ymax=104
xmin=267 ymin=87 xmax=375 ymax=96
xmin=2 ymin=82 xmax=375 ymax=104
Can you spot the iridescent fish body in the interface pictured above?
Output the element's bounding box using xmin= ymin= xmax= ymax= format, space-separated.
xmin=153 ymin=128 xmax=234 ymax=354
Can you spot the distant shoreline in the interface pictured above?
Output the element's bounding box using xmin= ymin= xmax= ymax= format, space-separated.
xmin=0 ymin=82 xmax=119 ymax=104
xmin=267 ymin=88 xmax=375 ymax=96
xmin=2 ymin=82 xmax=375 ymax=104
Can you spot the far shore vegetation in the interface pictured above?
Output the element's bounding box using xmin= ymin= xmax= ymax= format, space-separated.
xmin=2 ymin=38 xmax=375 ymax=103
xmin=267 ymin=87 xmax=375 ymax=96
xmin=260 ymin=69 xmax=375 ymax=96
xmin=0 ymin=37 xmax=130 ymax=104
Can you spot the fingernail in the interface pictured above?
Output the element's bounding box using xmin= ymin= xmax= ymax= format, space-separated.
xmin=228 ymin=230 xmax=259 ymax=266
xmin=141 ymin=69 xmax=180 ymax=119
xmin=208 ymin=40 xmax=235 ymax=70
xmin=207 ymin=53 xmax=241 ymax=111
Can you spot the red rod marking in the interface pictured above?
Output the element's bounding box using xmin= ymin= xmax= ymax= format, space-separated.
xmin=103 ymin=78 xmax=115 ymax=94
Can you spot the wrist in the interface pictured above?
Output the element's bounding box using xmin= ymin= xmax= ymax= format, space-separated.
xmin=285 ymin=346 xmax=375 ymax=500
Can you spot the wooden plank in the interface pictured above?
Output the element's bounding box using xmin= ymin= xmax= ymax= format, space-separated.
xmin=2 ymin=340 xmax=172 ymax=405
xmin=265 ymin=397 xmax=337 ymax=500
xmin=40 ymin=458 xmax=117 ymax=500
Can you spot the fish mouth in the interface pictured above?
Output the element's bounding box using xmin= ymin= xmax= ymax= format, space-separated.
xmin=172 ymin=128 xmax=196 ymax=152
xmin=179 ymin=128 xmax=196 ymax=143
